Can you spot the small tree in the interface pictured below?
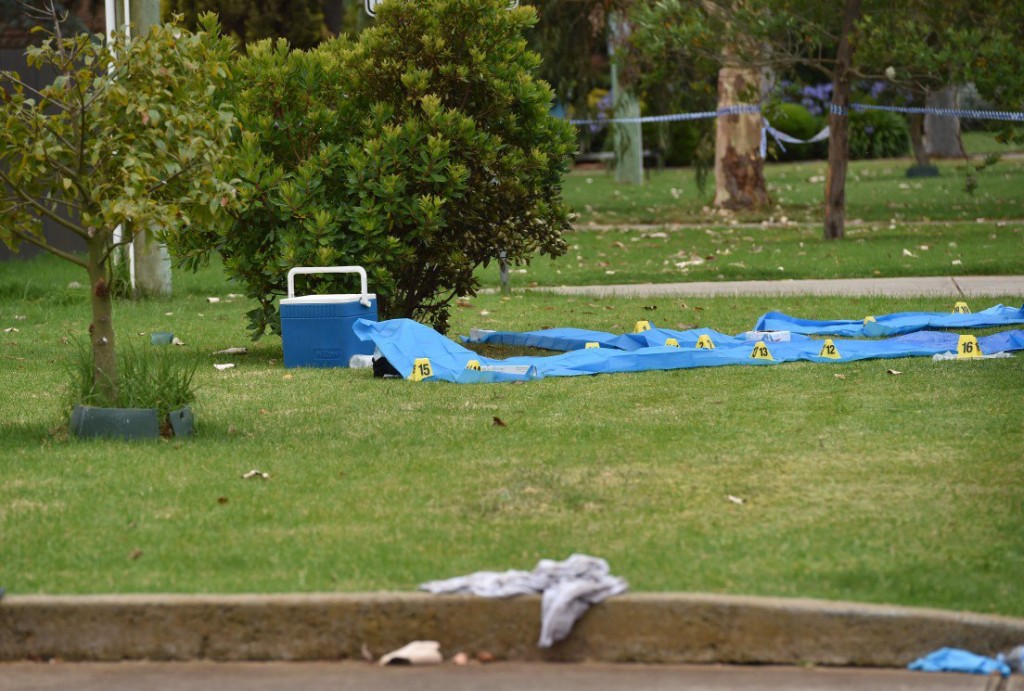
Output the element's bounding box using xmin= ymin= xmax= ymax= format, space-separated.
xmin=0 ymin=5 xmax=236 ymax=401
xmin=171 ymin=0 xmax=576 ymax=335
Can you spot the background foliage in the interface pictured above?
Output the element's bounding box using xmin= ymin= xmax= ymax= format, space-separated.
xmin=161 ymin=0 xmax=327 ymax=49
xmin=171 ymin=0 xmax=576 ymax=336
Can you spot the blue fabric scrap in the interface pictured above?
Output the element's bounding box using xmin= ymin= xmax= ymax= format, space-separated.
xmin=908 ymin=647 xmax=1011 ymax=676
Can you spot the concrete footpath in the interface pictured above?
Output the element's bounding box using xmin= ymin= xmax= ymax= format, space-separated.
xmin=0 ymin=660 xmax=1012 ymax=691
xmin=536 ymin=275 xmax=1024 ymax=298
xmin=2 ymin=593 xmax=1023 ymax=666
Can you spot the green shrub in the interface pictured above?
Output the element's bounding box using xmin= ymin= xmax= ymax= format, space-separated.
xmin=764 ymin=102 xmax=827 ymax=162
xmin=849 ymin=109 xmax=910 ymax=160
xmin=162 ymin=0 xmax=327 ymax=49
xmin=170 ymin=0 xmax=575 ymax=335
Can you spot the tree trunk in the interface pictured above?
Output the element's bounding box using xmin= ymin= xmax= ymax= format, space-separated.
xmin=129 ymin=0 xmax=173 ymax=298
xmin=823 ymin=0 xmax=862 ymax=241
xmin=908 ymin=111 xmax=930 ymax=167
xmin=713 ymin=66 xmax=769 ymax=209
xmin=88 ymin=236 xmax=118 ymax=402
xmin=925 ymin=87 xmax=965 ymax=158
xmin=609 ymin=13 xmax=643 ymax=186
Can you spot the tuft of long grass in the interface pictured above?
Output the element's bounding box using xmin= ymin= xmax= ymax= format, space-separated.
xmin=64 ymin=337 xmax=200 ymax=418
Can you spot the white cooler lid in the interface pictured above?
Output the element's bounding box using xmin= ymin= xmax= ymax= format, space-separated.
xmin=280 ymin=293 xmax=376 ymax=305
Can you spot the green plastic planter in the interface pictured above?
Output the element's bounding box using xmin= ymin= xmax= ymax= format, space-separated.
xmin=70 ymin=405 xmax=194 ymax=441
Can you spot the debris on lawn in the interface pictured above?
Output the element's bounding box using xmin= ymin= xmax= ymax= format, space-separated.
xmin=727 ymin=495 xmax=745 ymax=505
xmin=241 ymin=469 xmax=270 ymax=480
xmin=206 ymin=297 xmax=221 ymax=303
xmin=214 ymin=363 xmax=235 ymax=371
xmin=886 ymin=369 xmax=903 ymax=375
xmin=3 ymin=327 xmax=19 ymax=333
xmin=492 ymin=416 xmax=507 ymax=427
xmin=213 ymin=347 xmax=247 ymax=355
xmin=932 ymin=351 xmax=1011 ymax=361
xmin=171 ymin=337 xmax=186 ymax=346
xmin=834 ymin=374 xmax=846 ymax=380
xmin=379 ymin=640 xmax=443 ymax=666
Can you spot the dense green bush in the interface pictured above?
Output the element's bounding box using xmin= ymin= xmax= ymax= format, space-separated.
xmin=764 ymin=102 xmax=827 ymax=162
xmin=162 ymin=0 xmax=327 ymax=49
xmin=169 ymin=0 xmax=575 ymax=336
xmin=849 ymin=109 xmax=911 ymax=160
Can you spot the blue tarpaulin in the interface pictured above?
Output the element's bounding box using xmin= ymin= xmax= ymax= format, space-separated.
xmin=465 ymin=325 xmax=803 ymax=352
xmin=753 ymin=304 xmax=1024 ymax=337
xmin=908 ymin=647 xmax=1012 ymax=676
xmin=353 ymin=318 xmax=1024 ymax=383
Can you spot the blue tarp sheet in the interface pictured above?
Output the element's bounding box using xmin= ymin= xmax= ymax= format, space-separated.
xmin=465 ymin=325 xmax=804 ymax=352
xmin=753 ymin=304 xmax=1024 ymax=337
xmin=354 ymin=318 xmax=1024 ymax=383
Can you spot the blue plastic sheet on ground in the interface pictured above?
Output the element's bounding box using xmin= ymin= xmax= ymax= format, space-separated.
xmin=354 ymin=318 xmax=1024 ymax=383
xmin=753 ymin=304 xmax=1024 ymax=337
xmin=464 ymin=324 xmax=783 ymax=352
xmin=908 ymin=647 xmax=1012 ymax=676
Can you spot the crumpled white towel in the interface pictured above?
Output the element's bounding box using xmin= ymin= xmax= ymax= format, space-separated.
xmin=419 ymin=553 xmax=628 ymax=648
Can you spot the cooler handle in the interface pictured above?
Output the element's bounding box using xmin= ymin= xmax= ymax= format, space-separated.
xmin=287 ymin=266 xmax=372 ymax=307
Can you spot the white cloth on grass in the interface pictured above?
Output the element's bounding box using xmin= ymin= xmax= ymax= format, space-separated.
xmin=419 ymin=553 xmax=628 ymax=648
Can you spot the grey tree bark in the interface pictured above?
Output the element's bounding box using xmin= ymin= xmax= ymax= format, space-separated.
xmin=925 ymin=87 xmax=965 ymax=158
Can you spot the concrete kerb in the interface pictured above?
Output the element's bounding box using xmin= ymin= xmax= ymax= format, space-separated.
xmin=3 ymin=593 xmax=1023 ymax=665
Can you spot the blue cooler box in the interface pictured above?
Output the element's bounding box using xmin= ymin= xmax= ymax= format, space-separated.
xmin=280 ymin=266 xmax=378 ymax=368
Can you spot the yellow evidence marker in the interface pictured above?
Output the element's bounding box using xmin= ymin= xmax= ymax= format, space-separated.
xmin=465 ymin=360 xmax=482 ymax=371
xmin=953 ymin=301 xmax=971 ymax=314
xmin=863 ymin=315 xmax=876 ymax=325
xmin=409 ymin=357 xmax=434 ymax=381
xmin=585 ymin=342 xmax=600 ymax=349
xmin=956 ymin=334 xmax=983 ymax=359
xmin=664 ymin=338 xmax=679 ymax=347
xmin=634 ymin=320 xmax=651 ymax=333
xmin=819 ymin=338 xmax=841 ymax=359
xmin=695 ymin=334 xmax=715 ymax=349
xmin=750 ymin=341 xmax=773 ymax=360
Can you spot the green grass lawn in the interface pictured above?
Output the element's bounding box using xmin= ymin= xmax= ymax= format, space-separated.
xmin=478 ymin=221 xmax=1024 ymax=289
xmin=1 ymin=256 xmax=1022 ymax=619
xmin=565 ymin=155 xmax=1024 ymax=227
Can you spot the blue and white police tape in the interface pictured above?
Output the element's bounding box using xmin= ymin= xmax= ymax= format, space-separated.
xmin=571 ymin=102 xmax=1023 ymax=127
xmin=568 ymin=104 xmax=759 ymax=126
xmin=850 ymin=103 xmax=1024 ymax=122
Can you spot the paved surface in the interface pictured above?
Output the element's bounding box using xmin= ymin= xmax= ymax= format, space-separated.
xmin=535 ymin=275 xmax=1024 ymax=298
xmin=0 ymin=661 xmax=1009 ymax=691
